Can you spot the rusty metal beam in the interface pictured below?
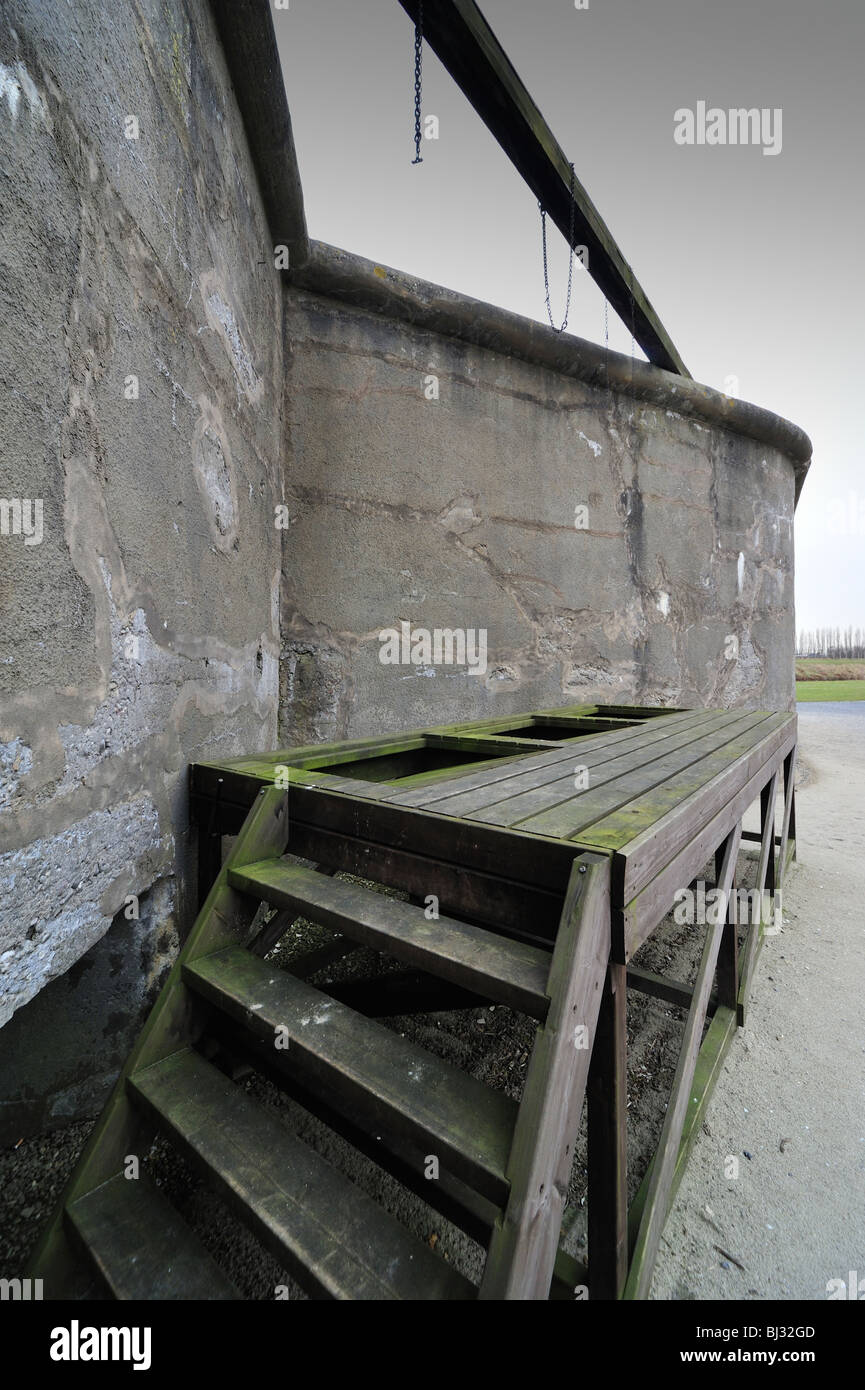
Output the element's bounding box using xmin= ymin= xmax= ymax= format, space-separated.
xmin=397 ymin=0 xmax=690 ymax=377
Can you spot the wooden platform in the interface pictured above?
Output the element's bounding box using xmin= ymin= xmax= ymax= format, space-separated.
xmin=31 ymin=703 xmax=796 ymax=1302
xmin=190 ymin=702 xmax=797 ymax=1298
xmin=192 ymin=703 xmax=796 ymax=958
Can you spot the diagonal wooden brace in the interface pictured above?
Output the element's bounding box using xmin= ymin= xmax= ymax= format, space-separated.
xmin=624 ymin=821 xmax=742 ymax=1299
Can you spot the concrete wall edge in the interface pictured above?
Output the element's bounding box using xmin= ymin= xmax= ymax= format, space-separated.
xmin=291 ymin=240 xmax=812 ymax=503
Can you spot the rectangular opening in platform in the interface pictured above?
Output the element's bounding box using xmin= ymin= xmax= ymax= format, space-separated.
xmin=321 ymin=744 xmax=530 ymax=784
xmin=493 ymin=717 xmax=641 ymax=740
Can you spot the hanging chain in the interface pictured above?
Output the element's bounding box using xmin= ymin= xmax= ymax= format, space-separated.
xmin=412 ymin=1 xmax=424 ymax=164
xmin=539 ymin=162 xmax=576 ymax=332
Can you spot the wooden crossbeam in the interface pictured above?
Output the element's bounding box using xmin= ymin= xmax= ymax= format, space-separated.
xmin=397 ymin=0 xmax=690 ymax=376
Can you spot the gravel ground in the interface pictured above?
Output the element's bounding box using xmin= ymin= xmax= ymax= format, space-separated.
xmin=1 ymin=719 xmax=831 ymax=1299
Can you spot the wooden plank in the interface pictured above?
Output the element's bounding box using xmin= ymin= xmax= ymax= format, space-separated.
xmin=390 ymin=709 xmax=720 ymax=815
xmin=209 ymin=0 xmax=308 ymax=271
xmin=206 ymin=1011 xmax=503 ymax=1245
xmin=587 ymin=960 xmax=628 ymax=1300
xmin=479 ymin=853 xmax=611 ymax=1299
xmin=626 ymin=965 xmax=704 ymax=1014
xmin=742 ymin=829 xmax=783 ymax=845
xmin=229 ymin=861 xmax=551 ymax=1018
xmin=472 ymin=711 xmax=758 ymax=833
xmin=66 ymin=1172 xmax=238 ymax=1301
xmin=620 ymin=739 xmax=792 ymax=959
xmin=396 ymin=0 xmax=690 ymax=375
xmin=284 ymin=781 xmax=581 ymax=892
xmin=624 ymin=824 xmax=741 ymax=1299
xmin=427 ymin=732 xmax=565 ymax=754
xmin=340 ymin=709 xmax=707 ymax=810
xmin=585 ymin=714 xmax=793 ymax=896
xmin=283 ymin=821 xmax=567 ymax=944
xmin=580 ymin=711 xmax=787 ymax=851
xmin=130 ymin=1049 xmax=473 ymax=1301
xmin=246 ymin=859 xmax=340 ymax=958
xmin=184 ymin=946 xmax=517 ymax=1204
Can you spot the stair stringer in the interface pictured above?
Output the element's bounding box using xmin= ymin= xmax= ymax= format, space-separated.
xmin=28 ymin=787 xmax=291 ymax=1298
xmin=479 ymin=851 xmax=612 ymax=1300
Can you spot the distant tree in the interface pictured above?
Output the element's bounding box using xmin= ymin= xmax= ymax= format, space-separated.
xmin=797 ymin=626 xmax=865 ymax=659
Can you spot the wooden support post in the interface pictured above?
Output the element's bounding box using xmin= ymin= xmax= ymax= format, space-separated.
xmin=737 ymin=769 xmax=780 ymax=1026
xmin=624 ymin=822 xmax=742 ymax=1299
xmin=714 ymin=843 xmax=739 ymax=1012
xmin=480 ymin=853 xmax=611 ymax=1300
xmin=197 ymin=777 xmax=225 ymax=911
xmin=778 ymin=746 xmax=797 ymax=887
xmin=759 ymin=771 xmax=779 ymax=901
xmin=587 ymin=959 xmax=628 ymax=1299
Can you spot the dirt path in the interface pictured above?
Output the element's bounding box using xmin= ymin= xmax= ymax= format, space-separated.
xmin=651 ymin=703 xmax=865 ymax=1301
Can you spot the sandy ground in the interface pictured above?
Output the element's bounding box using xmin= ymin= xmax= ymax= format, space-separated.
xmin=651 ymin=703 xmax=865 ymax=1301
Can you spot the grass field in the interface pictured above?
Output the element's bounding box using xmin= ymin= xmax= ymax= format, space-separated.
xmin=796 ymin=679 xmax=865 ymax=702
xmin=795 ymin=658 xmax=865 ymax=701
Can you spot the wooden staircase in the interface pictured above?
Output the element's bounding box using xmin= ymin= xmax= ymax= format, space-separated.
xmin=29 ymin=787 xmax=611 ymax=1301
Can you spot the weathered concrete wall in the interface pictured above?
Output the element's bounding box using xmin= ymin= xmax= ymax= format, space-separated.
xmin=0 ymin=0 xmax=283 ymax=1087
xmin=280 ymin=248 xmax=809 ymax=747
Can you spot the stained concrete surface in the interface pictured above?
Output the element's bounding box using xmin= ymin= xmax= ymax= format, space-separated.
xmin=651 ymin=703 xmax=865 ymax=1300
xmin=282 ymin=267 xmax=800 ymax=747
xmin=0 ymin=0 xmax=284 ymax=1038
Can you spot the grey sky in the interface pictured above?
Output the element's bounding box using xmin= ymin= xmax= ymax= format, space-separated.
xmin=274 ymin=0 xmax=864 ymax=636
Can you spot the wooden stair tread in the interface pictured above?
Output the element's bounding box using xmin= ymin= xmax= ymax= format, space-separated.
xmin=66 ymin=1171 xmax=238 ymax=1300
xmin=128 ymin=1048 xmax=472 ymax=1301
xmin=183 ymin=945 xmax=517 ymax=1203
xmin=228 ymin=860 xmax=550 ymax=1019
